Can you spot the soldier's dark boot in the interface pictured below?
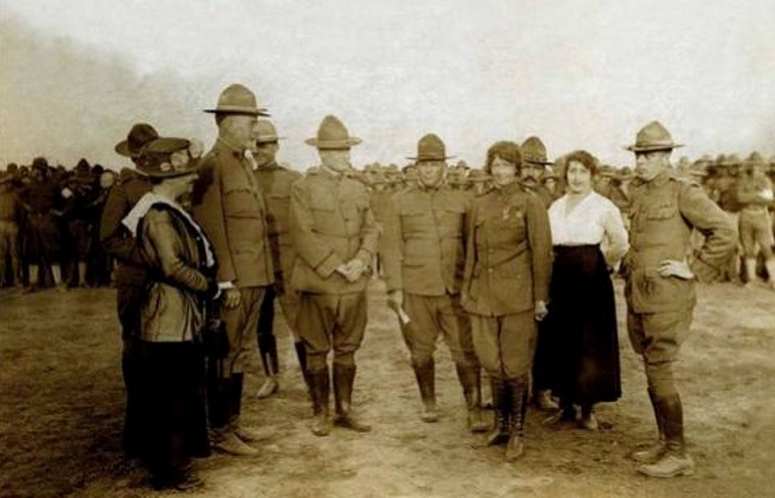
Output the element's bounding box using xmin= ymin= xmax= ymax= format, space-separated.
xmin=456 ymin=364 xmax=488 ymax=433
xmin=505 ymin=377 xmax=527 ymax=462
xmin=333 ymin=363 xmax=371 ymax=432
xmin=210 ymin=377 xmax=257 ymax=456
xmin=229 ymin=373 xmax=264 ymax=443
xmin=485 ymin=377 xmax=510 ymax=446
xmin=637 ymin=394 xmax=695 ymax=478
xmin=256 ymin=334 xmax=280 ymax=399
xmin=310 ymin=367 xmax=332 ymax=437
xmin=413 ymin=360 xmax=438 ymax=422
xmin=632 ymin=388 xmax=667 ymax=463
xmin=294 ymin=341 xmax=313 ymax=392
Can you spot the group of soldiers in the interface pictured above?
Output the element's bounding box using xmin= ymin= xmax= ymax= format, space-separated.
xmin=0 ymin=81 xmax=766 ymax=485
xmin=0 ymin=158 xmax=123 ymax=290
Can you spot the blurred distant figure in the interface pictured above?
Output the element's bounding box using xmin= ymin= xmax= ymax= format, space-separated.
xmin=736 ymin=152 xmax=775 ymax=288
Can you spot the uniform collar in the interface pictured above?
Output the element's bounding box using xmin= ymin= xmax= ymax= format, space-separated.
xmin=647 ymin=168 xmax=673 ymax=189
xmin=321 ymin=165 xmax=348 ymax=180
xmin=492 ymin=180 xmax=522 ymax=195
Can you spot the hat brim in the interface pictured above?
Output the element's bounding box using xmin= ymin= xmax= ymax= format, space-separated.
xmin=204 ymin=106 xmax=270 ymax=117
xmin=145 ymin=137 xmax=191 ymax=154
xmin=305 ymin=137 xmax=362 ymax=149
xmin=406 ymin=155 xmax=457 ymax=162
xmin=524 ymin=159 xmax=554 ymax=166
xmin=625 ymin=143 xmax=684 ymax=152
xmin=114 ymin=140 xmax=134 ymax=158
xmin=256 ymin=136 xmax=286 ymax=144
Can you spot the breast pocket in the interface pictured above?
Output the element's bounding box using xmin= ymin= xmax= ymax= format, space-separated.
xmin=224 ymin=187 xmax=261 ymax=219
xmin=400 ymin=208 xmax=427 ymax=238
xmin=440 ymin=205 xmax=465 ymax=238
xmin=647 ymin=203 xmax=678 ymax=221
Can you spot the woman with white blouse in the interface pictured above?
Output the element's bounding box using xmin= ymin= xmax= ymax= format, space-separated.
xmin=543 ymin=150 xmax=629 ymax=430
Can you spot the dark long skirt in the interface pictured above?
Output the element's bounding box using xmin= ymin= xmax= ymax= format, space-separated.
xmin=136 ymin=340 xmax=209 ymax=481
xmin=543 ymin=244 xmax=621 ymax=405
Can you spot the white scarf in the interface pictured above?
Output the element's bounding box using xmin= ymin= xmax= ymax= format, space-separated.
xmin=122 ymin=192 xmax=215 ymax=267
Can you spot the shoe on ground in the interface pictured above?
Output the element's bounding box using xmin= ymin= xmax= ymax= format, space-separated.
xmin=233 ymin=423 xmax=270 ymax=443
xmin=212 ymin=430 xmax=258 ymax=456
xmin=631 ymin=441 xmax=667 ymax=464
xmin=534 ymin=390 xmax=560 ymax=411
xmin=637 ymin=453 xmax=695 ymax=478
xmin=334 ymin=411 xmax=372 ymax=432
xmin=256 ymin=377 xmax=279 ymax=399
xmin=420 ymin=402 xmax=439 ymax=423
xmin=579 ymin=412 xmax=598 ymax=431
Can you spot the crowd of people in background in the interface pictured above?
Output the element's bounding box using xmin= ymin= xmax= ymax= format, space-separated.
xmin=2 ymin=148 xmax=773 ymax=292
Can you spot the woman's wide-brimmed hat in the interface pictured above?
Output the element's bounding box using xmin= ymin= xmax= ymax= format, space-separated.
xmin=136 ymin=137 xmax=204 ymax=178
xmin=204 ymin=83 xmax=270 ymax=117
xmin=115 ymin=123 xmax=160 ymax=158
xmin=407 ymin=133 xmax=455 ymax=162
xmin=305 ymin=115 xmax=362 ymax=149
xmin=520 ymin=136 xmax=554 ymax=165
xmin=625 ymin=121 xmax=684 ymax=152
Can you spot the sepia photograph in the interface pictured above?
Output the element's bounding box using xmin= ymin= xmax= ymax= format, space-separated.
xmin=1 ymin=1 xmax=774 ymax=496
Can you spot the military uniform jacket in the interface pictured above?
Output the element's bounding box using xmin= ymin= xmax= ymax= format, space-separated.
xmin=192 ymin=139 xmax=273 ymax=288
xmin=461 ymin=182 xmax=552 ymax=316
xmin=289 ymin=167 xmax=379 ymax=294
xmin=381 ymin=184 xmax=469 ymax=296
xmin=624 ymin=170 xmax=736 ymax=314
xmin=523 ymin=182 xmax=554 ymax=208
xmin=254 ymin=162 xmax=302 ymax=291
xmin=99 ymin=175 xmax=152 ymax=286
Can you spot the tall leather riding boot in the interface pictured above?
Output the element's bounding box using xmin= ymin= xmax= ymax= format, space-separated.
xmin=485 ymin=377 xmax=510 ymax=446
xmin=257 ymin=334 xmax=280 ymax=399
xmin=209 ymin=376 xmax=257 ymax=456
xmin=294 ymin=341 xmax=313 ymax=392
xmin=637 ymin=394 xmax=695 ymax=478
xmin=505 ymin=377 xmax=526 ymax=461
xmin=413 ymin=360 xmax=438 ymax=422
xmin=456 ymin=364 xmax=488 ymax=433
xmin=765 ymin=260 xmax=775 ymax=289
xmin=632 ymin=388 xmax=667 ymax=463
xmin=228 ymin=374 xmax=263 ymax=443
xmin=333 ymin=364 xmax=371 ymax=432
xmin=310 ymin=367 xmax=332 ymax=437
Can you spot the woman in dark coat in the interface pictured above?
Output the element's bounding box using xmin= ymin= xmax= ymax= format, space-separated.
xmin=544 ymin=150 xmax=629 ymax=429
xmin=124 ymin=136 xmax=218 ymax=490
xmin=461 ymin=141 xmax=553 ymax=461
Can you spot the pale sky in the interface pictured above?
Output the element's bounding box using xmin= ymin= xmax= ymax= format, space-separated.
xmin=1 ymin=0 xmax=774 ymax=170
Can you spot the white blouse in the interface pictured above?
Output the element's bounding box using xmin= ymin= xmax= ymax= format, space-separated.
xmin=548 ymin=191 xmax=630 ymax=267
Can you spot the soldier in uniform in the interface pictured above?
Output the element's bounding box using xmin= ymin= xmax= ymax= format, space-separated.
xmin=0 ymin=173 xmax=22 ymax=288
xmin=191 ymin=84 xmax=274 ymax=455
xmin=252 ymin=119 xmax=310 ymax=398
xmin=468 ymin=168 xmax=492 ymax=197
xmin=381 ymin=134 xmax=487 ymax=431
xmin=519 ymin=136 xmax=555 ymax=208
xmin=289 ymin=115 xmax=379 ymax=436
xmin=100 ymin=123 xmax=158 ymax=457
xmin=622 ymin=122 xmax=736 ymax=478
xmin=736 ymin=152 xmax=775 ymax=288
xmin=462 ymin=141 xmax=552 ymax=462
xmin=19 ymin=157 xmax=66 ymax=292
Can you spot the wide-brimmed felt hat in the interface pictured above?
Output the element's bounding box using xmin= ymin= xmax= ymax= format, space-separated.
xmin=305 ymin=115 xmax=361 ymax=149
xmin=115 ymin=123 xmax=159 ymax=158
xmin=255 ymin=119 xmax=285 ymax=144
xmin=521 ymin=136 xmax=554 ymax=165
xmin=137 ymin=137 xmax=203 ymax=178
xmin=625 ymin=121 xmax=684 ymax=152
xmin=407 ymin=133 xmax=455 ymax=162
xmin=204 ymin=83 xmax=270 ymax=117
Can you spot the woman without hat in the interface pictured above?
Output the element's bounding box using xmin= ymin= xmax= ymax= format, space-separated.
xmin=122 ymin=136 xmax=218 ymax=490
xmin=542 ymin=150 xmax=629 ymax=430
xmin=461 ymin=141 xmax=553 ymax=461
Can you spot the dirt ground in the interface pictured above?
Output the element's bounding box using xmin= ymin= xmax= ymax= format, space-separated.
xmin=1 ymin=278 xmax=774 ymax=498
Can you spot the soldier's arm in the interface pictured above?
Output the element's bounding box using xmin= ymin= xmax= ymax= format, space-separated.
xmin=379 ymin=194 xmax=403 ymax=292
xmin=99 ymin=183 xmax=144 ymax=266
xmin=191 ymin=161 xmax=236 ymax=284
xmin=460 ymin=201 xmax=478 ymax=305
xmin=679 ymin=183 xmax=738 ymax=280
xmin=289 ymin=181 xmax=345 ymax=278
xmin=525 ymin=194 xmax=553 ymax=303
